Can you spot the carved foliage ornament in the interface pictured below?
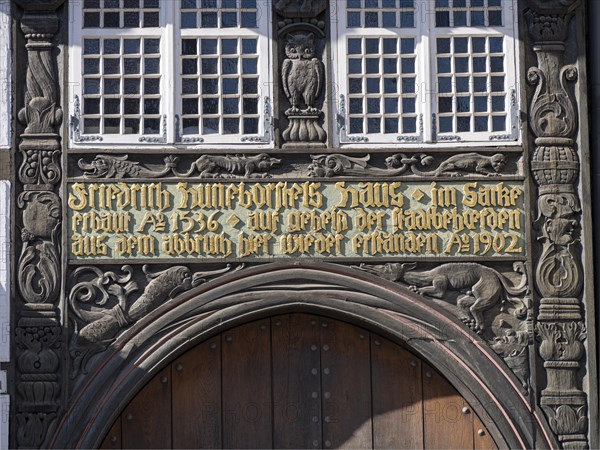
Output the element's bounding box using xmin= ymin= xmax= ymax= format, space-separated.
xmin=69 ymin=264 xmax=242 ymax=375
xmin=307 ymin=152 xmax=508 ymax=178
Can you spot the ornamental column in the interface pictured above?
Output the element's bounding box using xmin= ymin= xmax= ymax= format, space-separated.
xmin=526 ymin=5 xmax=588 ymax=449
xmin=12 ymin=1 xmax=65 ymax=447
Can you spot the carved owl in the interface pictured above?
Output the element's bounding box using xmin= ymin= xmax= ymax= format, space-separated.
xmin=281 ymin=32 xmax=323 ymax=114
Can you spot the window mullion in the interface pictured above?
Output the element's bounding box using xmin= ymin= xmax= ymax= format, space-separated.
xmin=420 ymin=3 xmax=433 ymax=143
xmin=163 ymin=3 xmax=176 ymax=144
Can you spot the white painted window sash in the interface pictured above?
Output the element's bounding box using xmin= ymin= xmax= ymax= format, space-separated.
xmin=333 ymin=0 xmax=519 ymax=146
xmin=427 ymin=1 xmax=518 ymax=143
xmin=176 ymin=2 xmax=272 ymax=145
xmin=69 ymin=1 xmax=273 ymax=147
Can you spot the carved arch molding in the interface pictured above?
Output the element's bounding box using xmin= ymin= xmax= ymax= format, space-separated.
xmin=9 ymin=0 xmax=595 ymax=449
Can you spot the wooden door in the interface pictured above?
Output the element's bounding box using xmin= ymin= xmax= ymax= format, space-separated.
xmin=100 ymin=314 xmax=497 ymax=449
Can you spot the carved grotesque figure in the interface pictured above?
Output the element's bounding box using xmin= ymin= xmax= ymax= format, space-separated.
xmin=282 ymin=32 xmax=323 ymax=114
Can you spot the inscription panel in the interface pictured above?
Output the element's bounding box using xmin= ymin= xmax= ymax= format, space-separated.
xmin=67 ymin=180 xmax=525 ymax=260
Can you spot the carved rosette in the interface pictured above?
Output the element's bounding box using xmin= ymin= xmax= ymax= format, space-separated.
xmin=526 ymin=8 xmax=588 ymax=449
xmin=14 ymin=1 xmax=65 ymax=448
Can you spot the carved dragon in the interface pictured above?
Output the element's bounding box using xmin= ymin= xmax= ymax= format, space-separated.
xmin=354 ymin=262 xmax=527 ymax=332
xmin=78 ymin=154 xmax=179 ymax=178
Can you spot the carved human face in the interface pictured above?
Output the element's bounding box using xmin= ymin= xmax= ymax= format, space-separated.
xmin=385 ymin=154 xmax=403 ymax=169
xmin=285 ymin=33 xmax=315 ymax=60
xmin=491 ymin=154 xmax=506 ymax=172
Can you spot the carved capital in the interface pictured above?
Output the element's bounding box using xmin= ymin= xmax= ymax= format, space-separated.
xmin=18 ymin=11 xmax=63 ymax=136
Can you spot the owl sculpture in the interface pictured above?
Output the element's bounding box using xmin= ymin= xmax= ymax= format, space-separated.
xmin=282 ymin=32 xmax=323 ymax=114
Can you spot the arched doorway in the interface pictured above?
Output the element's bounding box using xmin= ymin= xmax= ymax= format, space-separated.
xmin=99 ymin=313 xmax=496 ymax=449
xmin=51 ymin=262 xmax=554 ymax=449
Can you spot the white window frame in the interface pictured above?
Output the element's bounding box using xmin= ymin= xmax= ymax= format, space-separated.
xmin=68 ymin=1 xmax=273 ymax=148
xmin=331 ymin=0 xmax=519 ymax=147
xmin=0 ymin=0 xmax=11 ymax=148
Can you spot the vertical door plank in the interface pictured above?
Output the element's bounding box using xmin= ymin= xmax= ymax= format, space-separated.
xmin=222 ymin=319 xmax=272 ymax=448
xmin=272 ymin=314 xmax=322 ymax=448
xmin=172 ymin=336 xmax=222 ymax=448
xmin=121 ymin=366 xmax=172 ymax=449
xmin=474 ymin=415 xmax=497 ymax=449
xmin=99 ymin=417 xmax=121 ymax=449
xmin=272 ymin=314 xmax=323 ymax=448
xmin=371 ymin=337 xmax=424 ymax=449
xmin=423 ymin=363 xmax=473 ymax=449
xmin=321 ymin=319 xmax=372 ymax=449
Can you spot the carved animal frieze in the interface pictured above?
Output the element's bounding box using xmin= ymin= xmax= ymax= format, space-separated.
xmin=176 ymin=153 xmax=281 ymax=178
xmin=432 ymin=153 xmax=507 ymax=177
xmin=79 ymin=154 xmax=179 ymax=179
xmin=69 ymin=264 xmax=242 ymax=374
xmin=77 ymin=153 xmax=282 ymax=179
xmin=308 ymin=153 xmax=433 ymax=177
xmin=307 ymin=152 xmax=511 ymax=178
xmin=354 ymin=262 xmax=528 ymax=333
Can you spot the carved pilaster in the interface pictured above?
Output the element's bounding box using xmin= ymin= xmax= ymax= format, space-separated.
xmin=526 ymin=7 xmax=588 ymax=449
xmin=13 ymin=0 xmax=65 ymax=447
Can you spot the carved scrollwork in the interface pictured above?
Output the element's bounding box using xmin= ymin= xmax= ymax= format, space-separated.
xmin=18 ymin=147 xmax=61 ymax=186
xmin=17 ymin=192 xmax=61 ymax=304
xmin=528 ymin=65 xmax=578 ymax=139
xmin=352 ymin=262 xmax=528 ymax=333
xmin=307 ymin=152 xmax=508 ymax=178
xmin=69 ymin=264 xmax=243 ymax=375
xmin=307 ymin=153 xmax=434 ymax=177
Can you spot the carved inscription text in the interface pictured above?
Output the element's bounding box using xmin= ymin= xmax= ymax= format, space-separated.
xmin=67 ymin=181 xmax=525 ymax=259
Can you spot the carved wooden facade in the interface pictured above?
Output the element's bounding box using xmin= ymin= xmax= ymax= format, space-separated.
xmin=5 ymin=0 xmax=598 ymax=448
